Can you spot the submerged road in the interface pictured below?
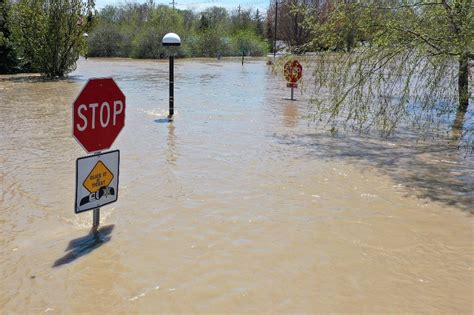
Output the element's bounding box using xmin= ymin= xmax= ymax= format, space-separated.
xmin=0 ymin=58 xmax=472 ymax=313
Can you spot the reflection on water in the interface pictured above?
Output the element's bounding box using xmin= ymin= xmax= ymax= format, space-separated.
xmin=167 ymin=123 xmax=177 ymax=165
xmin=282 ymin=101 xmax=299 ymax=128
xmin=0 ymin=58 xmax=472 ymax=313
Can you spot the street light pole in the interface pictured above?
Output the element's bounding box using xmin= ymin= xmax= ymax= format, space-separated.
xmin=162 ymin=33 xmax=181 ymax=120
xmin=169 ymin=54 xmax=174 ymax=117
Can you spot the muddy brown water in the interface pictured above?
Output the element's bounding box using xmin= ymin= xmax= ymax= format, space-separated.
xmin=0 ymin=58 xmax=473 ymax=313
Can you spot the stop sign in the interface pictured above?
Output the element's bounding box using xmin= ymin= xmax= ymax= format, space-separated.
xmin=284 ymin=60 xmax=303 ymax=83
xmin=73 ymin=78 xmax=126 ymax=153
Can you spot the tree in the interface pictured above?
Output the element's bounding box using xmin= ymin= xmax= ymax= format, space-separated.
xmin=12 ymin=0 xmax=93 ymax=78
xmin=202 ymin=6 xmax=229 ymax=30
xmin=86 ymin=4 xmax=268 ymax=59
xmin=302 ymin=0 xmax=473 ymax=148
xmin=0 ymin=0 xmax=19 ymax=73
xmin=267 ymin=0 xmax=320 ymax=52
xmin=87 ymin=23 xmax=126 ymax=57
xmin=232 ymin=29 xmax=268 ymax=56
xmin=199 ymin=13 xmax=210 ymax=31
xmin=255 ymin=9 xmax=264 ymax=36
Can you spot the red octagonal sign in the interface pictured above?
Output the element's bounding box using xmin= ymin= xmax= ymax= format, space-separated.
xmin=284 ymin=60 xmax=303 ymax=84
xmin=73 ymin=78 xmax=126 ymax=153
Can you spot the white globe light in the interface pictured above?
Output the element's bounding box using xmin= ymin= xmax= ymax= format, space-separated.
xmin=162 ymin=33 xmax=181 ymax=46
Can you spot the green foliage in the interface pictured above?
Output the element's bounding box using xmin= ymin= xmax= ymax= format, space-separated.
xmin=133 ymin=28 xmax=165 ymax=59
xmin=301 ymin=0 xmax=473 ymax=149
xmin=87 ymin=4 xmax=268 ymax=59
xmin=195 ymin=28 xmax=231 ymax=57
xmin=254 ymin=9 xmax=264 ymax=37
xmin=231 ymin=30 xmax=269 ymax=56
xmin=11 ymin=0 xmax=92 ymax=77
xmin=131 ymin=5 xmax=185 ymax=58
xmin=0 ymin=0 xmax=20 ymax=73
xmin=88 ymin=24 xmax=129 ymax=57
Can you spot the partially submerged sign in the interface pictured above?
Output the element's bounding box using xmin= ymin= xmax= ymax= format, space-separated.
xmin=284 ymin=60 xmax=303 ymax=100
xmin=284 ymin=60 xmax=303 ymax=86
xmin=75 ymin=150 xmax=120 ymax=213
xmin=73 ymin=78 xmax=126 ymax=153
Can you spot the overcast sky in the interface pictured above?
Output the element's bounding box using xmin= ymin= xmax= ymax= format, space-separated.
xmin=95 ymin=0 xmax=269 ymax=13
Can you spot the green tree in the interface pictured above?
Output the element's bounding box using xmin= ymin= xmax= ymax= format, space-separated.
xmin=0 ymin=0 xmax=19 ymax=73
xmin=86 ymin=4 xmax=268 ymax=59
xmin=87 ymin=23 xmax=127 ymax=57
xmin=254 ymin=9 xmax=264 ymax=37
xmin=202 ymin=6 xmax=229 ymax=30
xmin=132 ymin=5 xmax=183 ymax=58
xmin=302 ymin=0 xmax=473 ymax=147
xmin=12 ymin=0 xmax=93 ymax=78
xmin=232 ymin=29 xmax=268 ymax=56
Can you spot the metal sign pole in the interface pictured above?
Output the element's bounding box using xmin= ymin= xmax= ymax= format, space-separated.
xmin=92 ymin=151 xmax=101 ymax=231
xmin=93 ymin=208 xmax=100 ymax=230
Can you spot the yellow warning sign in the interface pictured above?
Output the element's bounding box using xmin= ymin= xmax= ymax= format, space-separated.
xmin=83 ymin=161 xmax=114 ymax=193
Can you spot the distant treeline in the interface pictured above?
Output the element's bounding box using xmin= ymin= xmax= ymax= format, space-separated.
xmin=87 ymin=3 xmax=269 ymax=58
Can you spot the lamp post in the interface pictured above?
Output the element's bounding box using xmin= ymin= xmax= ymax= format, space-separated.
xmin=162 ymin=32 xmax=181 ymax=120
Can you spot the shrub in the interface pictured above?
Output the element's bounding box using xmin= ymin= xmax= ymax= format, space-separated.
xmin=88 ymin=24 xmax=129 ymax=57
xmin=12 ymin=0 xmax=90 ymax=77
xmin=230 ymin=30 xmax=268 ymax=56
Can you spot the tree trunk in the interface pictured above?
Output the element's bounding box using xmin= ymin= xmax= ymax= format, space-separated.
xmin=346 ymin=30 xmax=354 ymax=52
xmin=452 ymin=54 xmax=470 ymax=139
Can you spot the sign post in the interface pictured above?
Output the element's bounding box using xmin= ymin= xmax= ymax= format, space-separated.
xmin=92 ymin=151 xmax=100 ymax=231
xmin=73 ymin=78 xmax=125 ymax=231
xmin=284 ymin=60 xmax=303 ymax=101
xmin=93 ymin=208 xmax=100 ymax=229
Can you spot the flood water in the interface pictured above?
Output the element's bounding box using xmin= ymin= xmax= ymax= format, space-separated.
xmin=0 ymin=58 xmax=473 ymax=313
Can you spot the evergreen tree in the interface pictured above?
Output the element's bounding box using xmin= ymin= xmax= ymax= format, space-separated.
xmin=254 ymin=9 xmax=263 ymax=36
